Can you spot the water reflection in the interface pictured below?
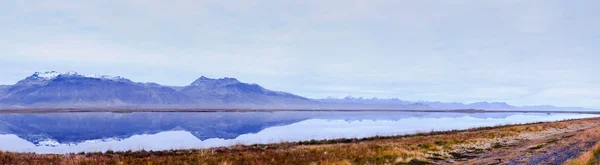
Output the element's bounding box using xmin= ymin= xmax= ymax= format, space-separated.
xmin=0 ymin=111 xmax=596 ymax=154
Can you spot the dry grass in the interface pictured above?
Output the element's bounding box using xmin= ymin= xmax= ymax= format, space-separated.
xmin=1 ymin=118 xmax=599 ymax=165
xmin=563 ymin=143 xmax=600 ymax=165
xmin=563 ymin=129 xmax=600 ymax=165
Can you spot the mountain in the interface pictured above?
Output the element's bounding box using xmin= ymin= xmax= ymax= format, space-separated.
xmin=467 ymin=102 xmax=516 ymax=110
xmin=0 ymin=71 xmax=590 ymax=110
xmin=0 ymin=85 xmax=8 ymax=95
xmin=0 ymin=71 xmax=190 ymax=107
xmin=181 ymin=76 xmax=311 ymax=105
xmin=316 ymin=96 xmax=434 ymax=110
xmin=318 ymin=97 xmax=589 ymax=111
xmin=519 ymin=105 xmax=587 ymax=111
xmin=0 ymin=71 xmax=310 ymax=108
xmin=319 ymin=96 xmax=413 ymax=105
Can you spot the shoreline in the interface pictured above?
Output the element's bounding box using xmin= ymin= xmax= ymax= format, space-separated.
xmin=0 ymin=108 xmax=599 ymax=114
xmin=2 ymin=117 xmax=600 ymax=164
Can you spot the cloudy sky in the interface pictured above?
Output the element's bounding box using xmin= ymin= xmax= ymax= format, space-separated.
xmin=1 ymin=0 xmax=599 ymax=107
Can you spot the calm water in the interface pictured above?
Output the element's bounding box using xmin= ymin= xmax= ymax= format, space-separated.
xmin=0 ymin=111 xmax=596 ymax=154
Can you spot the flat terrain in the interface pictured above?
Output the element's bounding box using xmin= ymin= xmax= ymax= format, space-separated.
xmin=2 ymin=117 xmax=600 ymax=165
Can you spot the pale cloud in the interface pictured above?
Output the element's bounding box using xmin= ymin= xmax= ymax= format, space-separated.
xmin=538 ymin=88 xmax=600 ymax=98
xmin=1 ymin=0 xmax=599 ymax=107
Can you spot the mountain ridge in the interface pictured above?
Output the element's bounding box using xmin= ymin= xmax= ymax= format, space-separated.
xmin=0 ymin=71 xmax=312 ymax=108
xmin=0 ymin=71 xmax=590 ymax=110
xmin=317 ymin=96 xmax=589 ymax=111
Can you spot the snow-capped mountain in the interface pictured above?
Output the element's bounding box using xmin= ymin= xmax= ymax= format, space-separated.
xmin=16 ymin=71 xmax=131 ymax=85
xmin=0 ymin=71 xmax=311 ymax=108
xmin=1 ymin=71 xmax=189 ymax=106
xmin=0 ymin=71 xmax=589 ymax=110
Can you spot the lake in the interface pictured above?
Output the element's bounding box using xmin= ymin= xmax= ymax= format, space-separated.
xmin=0 ymin=111 xmax=596 ymax=154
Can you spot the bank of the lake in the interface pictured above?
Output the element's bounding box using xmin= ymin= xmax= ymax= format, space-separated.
xmin=2 ymin=117 xmax=600 ymax=165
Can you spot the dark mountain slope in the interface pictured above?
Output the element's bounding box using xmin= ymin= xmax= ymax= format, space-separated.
xmin=0 ymin=72 xmax=312 ymax=108
xmin=181 ymin=76 xmax=311 ymax=105
xmin=0 ymin=74 xmax=190 ymax=107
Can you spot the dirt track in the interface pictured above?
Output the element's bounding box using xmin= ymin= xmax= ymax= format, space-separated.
xmin=452 ymin=119 xmax=600 ymax=165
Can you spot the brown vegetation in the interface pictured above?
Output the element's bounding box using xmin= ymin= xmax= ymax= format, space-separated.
xmin=564 ymin=131 xmax=600 ymax=165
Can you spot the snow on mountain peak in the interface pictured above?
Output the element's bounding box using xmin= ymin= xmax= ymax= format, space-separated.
xmin=190 ymin=76 xmax=240 ymax=86
xmin=84 ymin=74 xmax=127 ymax=80
xmin=33 ymin=71 xmax=77 ymax=79
xmin=31 ymin=71 xmax=127 ymax=81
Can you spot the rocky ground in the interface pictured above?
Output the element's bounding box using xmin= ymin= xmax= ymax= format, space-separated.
xmin=451 ymin=119 xmax=600 ymax=164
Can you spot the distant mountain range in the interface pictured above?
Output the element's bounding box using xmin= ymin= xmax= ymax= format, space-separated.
xmin=317 ymin=96 xmax=589 ymax=111
xmin=0 ymin=71 xmax=590 ymax=111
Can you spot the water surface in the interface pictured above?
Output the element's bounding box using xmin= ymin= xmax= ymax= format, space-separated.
xmin=0 ymin=111 xmax=596 ymax=154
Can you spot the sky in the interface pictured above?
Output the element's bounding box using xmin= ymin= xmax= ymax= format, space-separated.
xmin=1 ymin=0 xmax=599 ymax=108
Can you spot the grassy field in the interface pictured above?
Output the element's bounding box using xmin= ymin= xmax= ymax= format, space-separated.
xmin=1 ymin=118 xmax=600 ymax=165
